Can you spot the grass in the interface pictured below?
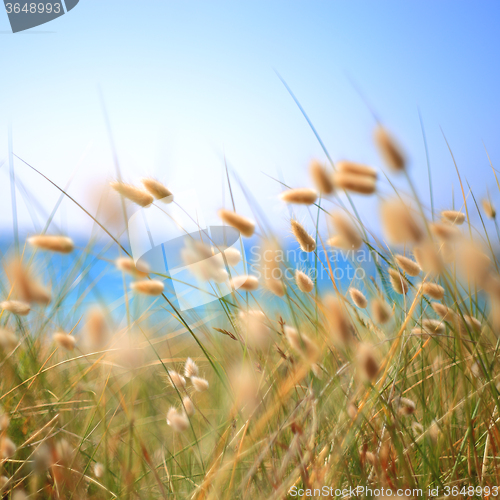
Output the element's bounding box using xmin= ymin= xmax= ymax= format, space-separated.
xmin=0 ymin=115 xmax=499 ymax=500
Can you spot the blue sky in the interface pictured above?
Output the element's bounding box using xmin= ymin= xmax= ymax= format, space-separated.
xmin=0 ymin=1 xmax=499 ymax=237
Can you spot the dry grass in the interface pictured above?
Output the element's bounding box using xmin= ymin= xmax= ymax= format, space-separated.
xmin=0 ymin=118 xmax=499 ymax=500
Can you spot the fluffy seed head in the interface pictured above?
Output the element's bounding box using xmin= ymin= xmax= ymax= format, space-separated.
xmin=53 ymin=332 xmax=76 ymax=351
xmin=115 ymin=257 xmax=150 ymax=278
xmin=0 ymin=329 xmax=18 ymax=351
xmin=94 ymin=463 xmax=105 ymax=478
xmin=183 ymin=397 xmax=195 ymax=416
xmin=431 ymin=302 xmax=453 ymax=320
xmin=430 ymin=222 xmax=461 ymax=241
xmin=141 ymin=178 xmax=173 ymax=202
xmin=309 ymin=160 xmax=334 ymax=194
xmin=421 ymin=318 xmax=445 ymax=335
xmin=395 ymin=396 xmax=416 ymax=416
xmin=110 ymin=181 xmax=154 ymax=207
xmin=218 ymin=209 xmax=255 ymax=237
xmin=332 ymin=171 xmax=376 ymax=195
xmin=84 ymin=307 xmax=108 ymax=348
xmin=295 ymin=270 xmax=314 ymax=293
xmin=28 ymin=235 xmax=74 ymax=254
xmin=388 ymin=268 xmax=408 ymax=295
xmin=239 ymin=310 xmax=272 ymax=349
xmin=482 ymin=199 xmax=496 ymax=219
xmin=371 ymin=297 xmax=392 ymax=324
xmin=330 ymin=212 xmax=362 ymax=250
xmin=184 ymin=358 xmax=199 ymax=378
xmin=168 ymin=370 xmax=186 ymax=389
xmin=413 ymin=243 xmax=443 ymax=275
xmin=279 ymin=188 xmax=318 ymax=205
xmin=323 ymin=296 xmax=355 ymax=345
xmin=261 ymin=242 xmax=286 ymax=297
xmin=422 ymin=282 xmax=445 ymax=300
xmin=223 ymin=247 xmax=241 ymax=266
xmin=284 ymin=326 xmax=319 ymax=362
xmin=0 ymin=300 xmax=30 ymax=316
xmin=290 ymin=220 xmax=316 ymax=252
xmin=357 ymin=343 xmax=379 ymax=381
xmin=0 ymin=437 xmax=16 ymax=459
xmin=230 ymin=275 xmax=259 ymax=291
xmin=6 ymin=260 xmax=51 ymax=305
xmin=191 ymin=376 xmax=209 ymax=392
xmin=349 ymin=287 xmax=367 ymax=308
xmin=441 ymin=210 xmax=465 ymax=225
xmin=166 ymin=408 xmax=189 ymax=432
xmin=395 ymin=255 xmax=421 ymax=277
xmin=380 ymin=200 xmax=424 ymax=245
xmin=337 ymin=161 xmax=377 ymax=179
xmin=374 ymin=125 xmax=406 ymax=171
xmin=130 ymin=279 xmax=164 ymax=296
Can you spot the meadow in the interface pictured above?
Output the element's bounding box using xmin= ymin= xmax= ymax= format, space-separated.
xmin=0 ymin=115 xmax=499 ymax=500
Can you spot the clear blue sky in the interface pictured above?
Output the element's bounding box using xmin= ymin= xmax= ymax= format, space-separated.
xmin=0 ymin=1 xmax=499 ymax=237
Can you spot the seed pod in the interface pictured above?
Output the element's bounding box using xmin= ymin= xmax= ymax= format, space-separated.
xmin=284 ymin=326 xmax=319 ymax=362
xmin=482 ymin=199 xmax=496 ymax=219
xmin=348 ymin=287 xmax=367 ymax=308
xmin=323 ymin=296 xmax=355 ymax=345
xmin=0 ymin=300 xmax=30 ymax=316
xmin=53 ymin=332 xmax=76 ymax=351
xmin=290 ymin=220 xmax=316 ymax=252
xmin=295 ymin=270 xmax=314 ymax=293
xmin=395 ymin=255 xmax=421 ymax=277
xmin=218 ymin=209 xmax=255 ymax=237
xmin=279 ymin=188 xmax=318 ymax=205
xmin=110 ymin=182 xmax=154 ymax=207
xmin=422 ymin=282 xmax=445 ymax=300
xmin=371 ymin=297 xmax=392 ymax=324
xmin=166 ymin=408 xmax=189 ymax=432
xmin=191 ymin=376 xmax=209 ymax=392
xmin=130 ymin=279 xmax=164 ymax=296
xmin=430 ymin=222 xmax=461 ymax=241
xmin=184 ymin=358 xmax=199 ymax=378
xmin=28 ymin=235 xmax=74 ymax=254
xmin=374 ymin=125 xmax=406 ymax=171
xmin=441 ymin=210 xmax=465 ymax=225
xmin=115 ymin=257 xmax=150 ymax=278
xmin=230 ymin=275 xmax=259 ymax=291
xmin=380 ymin=200 xmax=423 ymax=245
xmin=330 ymin=212 xmax=362 ymax=250
xmin=337 ymin=161 xmax=377 ymax=179
xmin=332 ymin=172 xmax=376 ymax=195
xmin=309 ymin=160 xmax=334 ymax=195
xmin=357 ymin=343 xmax=379 ymax=381
xmin=141 ymin=178 xmax=173 ymax=202
xmin=388 ymin=268 xmax=408 ymax=295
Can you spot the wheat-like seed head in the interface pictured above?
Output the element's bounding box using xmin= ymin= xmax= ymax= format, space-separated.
xmin=330 ymin=212 xmax=362 ymax=250
xmin=395 ymin=254 xmax=421 ymax=277
xmin=295 ymin=270 xmax=314 ymax=293
xmin=388 ymin=268 xmax=408 ymax=295
xmin=348 ymin=287 xmax=367 ymax=309
xmin=230 ymin=275 xmax=259 ymax=291
xmin=0 ymin=300 xmax=30 ymax=316
xmin=371 ymin=297 xmax=392 ymax=324
xmin=218 ymin=209 xmax=255 ymax=237
xmin=53 ymin=332 xmax=76 ymax=351
xmin=374 ymin=125 xmax=406 ymax=171
xmin=141 ymin=178 xmax=173 ymax=202
xmin=309 ymin=160 xmax=334 ymax=194
xmin=441 ymin=210 xmax=465 ymax=225
xmin=110 ymin=181 xmax=154 ymax=207
xmin=279 ymin=188 xmax=318 ymax=205
xmin=130 ymin=279 xmax=164 ymax=296
xmin=422 ymin=282 xmax=445 ymax=300
xmin=290 ymin=220 xmax=316 ymax=252
xmin=28 ymin=235 xmax=74 ymax=254
xmin=191 ymin=376 xmax=209 ymax=392
xmin=332 ymin=171 xmax=376 ymax=195
xmin=482 ymin=199 xmax=496 ymax=219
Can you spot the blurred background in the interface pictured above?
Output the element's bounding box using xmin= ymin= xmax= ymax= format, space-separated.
xmin=0 ymin=0 xmax=499 ymax=238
